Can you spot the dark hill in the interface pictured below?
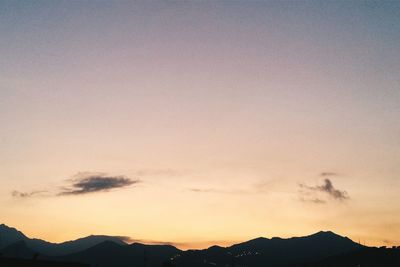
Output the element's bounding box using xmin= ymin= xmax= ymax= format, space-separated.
xmin=59 ymin=240 xmax=181 ymax=267
xmin=0 ymin=224 xmax=29 ymax=248
xmin=297 ymin=247 xmax=400 ymax=267
xmin=0 ymin=240 xmax=37 ymax=259
xmin=171 ymin=231 xmax=362 ymax=267
xmin=0 ymin=224 xmax=127 ymax=256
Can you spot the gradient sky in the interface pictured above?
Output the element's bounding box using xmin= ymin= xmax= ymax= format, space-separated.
xmin=1 ymin=1 xmax=399 ymax=249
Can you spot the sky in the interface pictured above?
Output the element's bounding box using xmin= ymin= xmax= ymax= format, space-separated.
xmin=0 ymin=1 xmax=399 ymax=249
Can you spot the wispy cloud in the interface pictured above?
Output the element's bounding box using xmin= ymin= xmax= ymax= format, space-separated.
xmin=188 ymin=188 xmax=249 ymax=195
xmin=188 ymin=188 xmax=221 ymax=193
xmin=114 ymin=236 xmax=134 ymax=243
xmin=11 ymin=190 xmax=50 ymax=198
xmin=383 ymin=239 xmax=392 ymax=245
xmin=299 ymin=178 xmax=349 ymax=203
xmin=12 ymin=172 xmax=139 ymax=198
xmin=320 ymin=172 xmax=338 ymax=177
xmin=117 ymin=236 xmax=187 ymax=247
xmin=187 ymin=179 xmax=278 ymax=195
xmin=299 ymin=197 xmax=326 ymax=204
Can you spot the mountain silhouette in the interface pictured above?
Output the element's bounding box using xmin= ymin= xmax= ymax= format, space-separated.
xmin=57 ymin=241 xmax=180 ymax=267
xmin=2 ymin=224 xmax=399 ymax=267
xmin=295 ymin=247 xmax=400 ymax=267
xmin=0 ymin=224 xmax=28 ymax=247
xmin=0 ymin=224 xmax=126 ymax=256
xmin=0 ymin=240 xmax=90 ymax=267
xmin=172 ymin=231 xmax=362 ymax=267
xmin=0 ymin=240 xmax=37 ymax=259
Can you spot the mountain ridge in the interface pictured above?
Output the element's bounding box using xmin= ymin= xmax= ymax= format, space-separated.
xmin=1 ymin=223 xmax=375 ymax=267
xmin=0 ymin=224 xmax=128 ymax=256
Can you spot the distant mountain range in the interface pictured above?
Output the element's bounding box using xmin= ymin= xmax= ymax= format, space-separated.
xmin=0 ymin=224 xmax=125 ymax=256
xmin=1 ymin=223 xmax=399 ymax=267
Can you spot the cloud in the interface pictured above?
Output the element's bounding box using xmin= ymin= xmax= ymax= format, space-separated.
xmin=316 ymin=179 xmax=349 ymax=200
xmin=11 ymin=190 xmax=49 ymax=198
xmin=299 ymin=178 xmax=349 ymax=203
xmin=114 ymin=236 xmax=135 ymax=243
xmin=59 ymin=173 xmax=139 ymax=195
xmin=299 ymin=197 xmax=326 ymax=204
xmin=188 ymin=187 xmax=249 ymax=195
xmin=12 ymin=172 xmax=139 ymax=198
xmin=320 ymin=172 xmax=338 ymax=177
xmin=188 ymin=181 xmax=277 ymax=195
xmin=117 ymin=236 xmax=187 ymax=247
xmin=188 ymin=188 xmax=220 ymax=193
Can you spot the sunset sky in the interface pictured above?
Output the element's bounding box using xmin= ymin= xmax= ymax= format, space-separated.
xmin=1 ymin=1 xmax=399 ymax=249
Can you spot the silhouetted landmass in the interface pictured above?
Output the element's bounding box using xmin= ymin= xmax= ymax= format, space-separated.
xmin=0 ymin=240 xmax=37 ymax=259
xmin=0 ymin=224 xmax=126 ymax=256
xmin=57 ymin=241 xmax=180 ymax=267
xmin=1 ymin=224 xmax=400 ymax=267
xmin=171 ymin=231 xmax=362 ymax=267
xmin=0 ymin=257 xmax=89 ymax=267
xmin=294 ymin=247 xmax=400 ymax=267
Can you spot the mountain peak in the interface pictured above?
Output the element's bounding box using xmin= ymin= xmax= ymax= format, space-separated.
xmin=249 ymin=237 xmax=270 ymax=242
xmin=0 ymin=224 xmax=14 ymax=230
xmin=316 ymin=230 xmax=336 ymax=235
xmin=0 ymin=224 xmax=25 ymax=233
xmin=207 ymin=245 xmax=225 ymax=251
xmin=310 ymin=230 xmax=346 ymax=239
xmin=0 ymin=224 xmax=28 ymax=248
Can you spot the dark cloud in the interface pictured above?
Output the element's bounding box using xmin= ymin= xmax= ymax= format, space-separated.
xmin=316 ymin=179 xmax=349 ymax=200
xmin=59 ymin=173 xmax=139 ymax=195
xmin=299 ymin=178 xmax=349 ymax=202
xmin=12 ymin=173 xmax=139 ymax=198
